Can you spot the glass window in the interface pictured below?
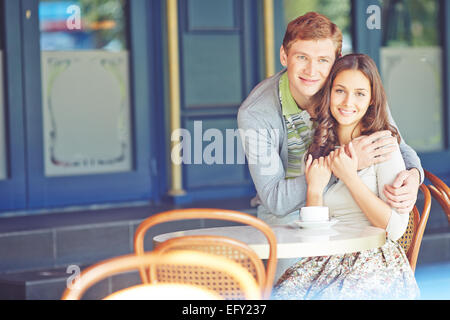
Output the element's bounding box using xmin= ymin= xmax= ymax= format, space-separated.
xmin=283 ymin=0 xmax=353 ymax=54
xmin=39 ymin=0 xmax=127 ymax=51
xmin=39 ymin=0 xmax=133 ymax=176
xmin=380 ymin=0 xmax=443 ymax=152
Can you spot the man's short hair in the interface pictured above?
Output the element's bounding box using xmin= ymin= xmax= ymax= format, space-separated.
xmin=282 ymin=12 xmax=343 ymax=58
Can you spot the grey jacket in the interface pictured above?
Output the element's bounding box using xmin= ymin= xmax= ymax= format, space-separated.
xmin=237 ymin=69 xmax=424 ymax=225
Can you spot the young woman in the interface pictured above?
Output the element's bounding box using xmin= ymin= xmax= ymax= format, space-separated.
xmin=272 ymin=53 xmax=420 ymax=300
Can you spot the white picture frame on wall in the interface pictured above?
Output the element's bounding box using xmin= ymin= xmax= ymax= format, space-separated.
xmin=40 ymin=50 xmax=133 ymax=177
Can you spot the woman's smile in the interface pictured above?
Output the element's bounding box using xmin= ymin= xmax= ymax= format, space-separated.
xmin=337 ymin=107 xmax=356 ymax=117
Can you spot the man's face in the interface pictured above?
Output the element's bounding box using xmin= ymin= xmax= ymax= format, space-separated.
xmin=280 ymin=39 xmax=336 ymax=106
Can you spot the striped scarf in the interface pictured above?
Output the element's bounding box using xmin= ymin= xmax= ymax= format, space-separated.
xmin=279 ymin=72 xmax=314 ymax=178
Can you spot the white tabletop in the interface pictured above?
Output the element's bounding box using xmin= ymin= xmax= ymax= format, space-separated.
xmin=153 ymin=222 xmax=387 ymax=259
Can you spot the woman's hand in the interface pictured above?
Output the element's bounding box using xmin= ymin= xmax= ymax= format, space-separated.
xmin=329 ymin=142 xmax=359 ymax=183
xmin=305 ymin=154 xmax=332 ymax=193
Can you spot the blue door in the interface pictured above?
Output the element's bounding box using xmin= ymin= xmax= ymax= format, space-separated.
xmin=177 ymin=0 xmax=259 ymax=201
xmin=0 ymin=0 xmax=160 ymax=213
xmin=0 ymin=0 xmax=27 ymax=211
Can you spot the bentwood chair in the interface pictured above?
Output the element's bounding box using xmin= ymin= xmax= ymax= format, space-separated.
xmin=397 ymin=184 xmax=432 ymax=273
xmin=61 ymin=250 xmax=261 ymax=300
xmin=152 ymin=235 xmax=266 ymax=292
xmin=133 ymin=208 xmax=277 ymax=299
xmin=424 ymin=169 xmax=450 ymax=224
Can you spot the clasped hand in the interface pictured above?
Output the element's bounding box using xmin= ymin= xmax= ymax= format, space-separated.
xmin=305 ymin=142 xmax=358 ymax=193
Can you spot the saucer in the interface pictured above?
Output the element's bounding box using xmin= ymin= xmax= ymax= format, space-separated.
xmin=294 ymin=218 xmax=338 ymax=229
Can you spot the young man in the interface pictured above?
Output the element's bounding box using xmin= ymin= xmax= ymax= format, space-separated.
xmin=238 ymin=12 xmax=423 ymax=225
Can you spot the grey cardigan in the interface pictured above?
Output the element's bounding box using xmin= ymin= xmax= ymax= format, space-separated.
xmin=237 ymin=69 xmax=424 ymax=224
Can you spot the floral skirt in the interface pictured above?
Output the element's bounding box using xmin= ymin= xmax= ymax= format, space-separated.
xmin=272 ymin=239 xmax=420 ymax=300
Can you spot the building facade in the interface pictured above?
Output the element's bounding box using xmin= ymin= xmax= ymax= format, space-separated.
xmin=0 ymin=0 xmax=449 ymax=216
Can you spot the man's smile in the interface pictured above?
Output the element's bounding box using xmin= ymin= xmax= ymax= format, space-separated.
xmin=299 ymin=76 xmax=320 ymax=85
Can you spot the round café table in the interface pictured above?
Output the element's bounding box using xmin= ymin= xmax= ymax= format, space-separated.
xmin=153 ymin=222 xmax=386 ymax=259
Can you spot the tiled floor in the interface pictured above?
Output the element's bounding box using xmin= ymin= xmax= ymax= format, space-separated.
xmin=415 ymin=261 xmax=450 ymax=299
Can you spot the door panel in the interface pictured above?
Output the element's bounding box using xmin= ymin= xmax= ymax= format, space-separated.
xmin=182 ymin=34 xmax=243 ymax=107
xmin=179 ymin=0 xmax=257 ymax=198
xmin=0 ymin=0 xmax=27 ymax=212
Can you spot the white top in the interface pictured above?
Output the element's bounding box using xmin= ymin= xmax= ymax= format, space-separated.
xmin=324 ymin=144 xmax=408 ymax=241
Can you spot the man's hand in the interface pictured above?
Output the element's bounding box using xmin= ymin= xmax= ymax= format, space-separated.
xmin=352 ymin=131 xmax=398 ymax=170
xmin=383 ymin=168 xmax=421 ymax=214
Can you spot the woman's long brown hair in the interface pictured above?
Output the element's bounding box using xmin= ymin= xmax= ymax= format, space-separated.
xmin=306 ymin=53 xmax=400 ymax=160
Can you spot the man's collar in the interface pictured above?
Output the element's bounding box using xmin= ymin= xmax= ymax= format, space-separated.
xmin=279 ymin=72 xmax=308 ymax=116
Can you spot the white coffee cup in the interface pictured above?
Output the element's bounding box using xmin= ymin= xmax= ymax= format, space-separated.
xmin=300 ymin=206 xmax=329 ymax=222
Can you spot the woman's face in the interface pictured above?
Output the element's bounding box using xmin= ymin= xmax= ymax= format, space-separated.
xmin=330 ymin=69 xmax=372 ymax=129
